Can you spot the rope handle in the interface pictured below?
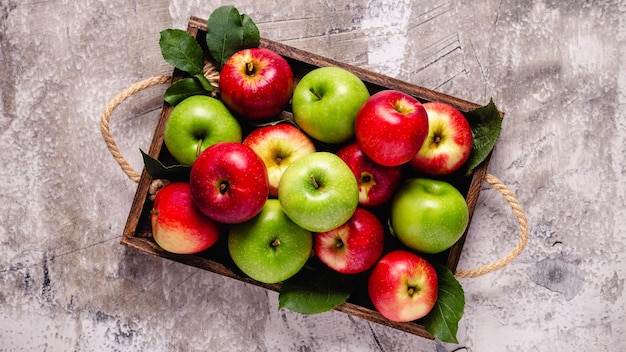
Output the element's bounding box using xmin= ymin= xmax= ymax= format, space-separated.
xmin=99 ymin=75 xmax=172 ymax=182
xmin=99 ymin=62 xmax=220 ymax=182
xmin=100 ymin=75 xmax=528 ymax=279
xmin=453 ymin=174 xmax=528 ymax=278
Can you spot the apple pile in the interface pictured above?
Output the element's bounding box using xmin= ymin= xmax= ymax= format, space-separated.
xmin=150 ymin=44 xmax=475 ymax=323
xmin=149 ymin=8 xmax=482 ymax=327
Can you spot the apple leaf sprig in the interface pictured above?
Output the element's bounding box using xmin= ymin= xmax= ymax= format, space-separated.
xmin=159 ymin=5 xmax=260 ymax=105
xmin=140 ymin=150 xmax=191 ymax=182
xmin=159 ymin=29 xmax=214 ymax=105
xmin=466 ymin=98 xmax=502 ymax=172
xmin=422 ymin=265 xmax=465 ymax=343
xmin=279 ymin=266 xmax=354 ymax=314
xmin=206 ymin=5 xmax=260 ymax=68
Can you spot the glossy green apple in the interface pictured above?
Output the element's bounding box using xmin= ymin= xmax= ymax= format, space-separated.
xmin=292 ymin=67 xmax=370 ymax=144
xmin=390 ymin=178 xmax=469 ymax=254
xmin=164 ymin=95 xmax=242 ymax=165
xmin=228 ymin=199 xmax=312 ymax=284
xmin=278 ymin=152 xmax=359 ymax=232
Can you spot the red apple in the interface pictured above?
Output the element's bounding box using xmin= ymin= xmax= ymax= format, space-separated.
xmin=219 ymin=48 xmax=294 ymax=120
xmin=314 ymin=208 xmax=385 ymax=274
xmin=189 ymin=142 xmax=269 ymax=224
xmin=355 ymin=90 xmax=429 ymax=167
xmin=150 ymin=182 xmax=221 ymax=254
xmin=368 ymin=250 xmax=438 ymax=322
xmin=410 ymin=101 xmax=473 ymax=175
xmin=336 ymin=142 xmax=403 ymax=207
xmin=243 ymin=123 xmax=316 ymax=197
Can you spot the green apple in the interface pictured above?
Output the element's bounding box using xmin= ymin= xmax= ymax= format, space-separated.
xmin=278 ymin=152 xmax=359 ymax=232
xmin=390 ymin=178 xmax=469 ymax=254
xmin=291 ymin=67 xmax=370 ymax=144
xmin=164 ymin=95 xmax=242 ymax=165
xmin=228 ymin=199 xmax=312 ymax=284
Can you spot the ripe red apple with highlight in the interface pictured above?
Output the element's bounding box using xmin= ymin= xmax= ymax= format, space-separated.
xmin=150 ymin=182 xmax=221 ymax=254
xmin=410 ymin=101 xmax=473 ymax=175
xmin=336 ymin=142 xmax=403 ymax=207
xmin=368 ymin=250 xmax=438 ymax=322
xmin=355 ymin=90 xmax=429 ymax=167
xmin=314 ymin=207 xmax=385 ymax=274
xmin=243 ymin=123 xmax=316 ymax=197
xmin=219 ymin=48 xmax=294 ymax=120
xmin=189 ymin=142 xmax=269 ymax=224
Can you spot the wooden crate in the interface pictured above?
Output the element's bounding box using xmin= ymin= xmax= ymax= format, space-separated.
xmin=121 ymin=16 xmax=494 ymax=339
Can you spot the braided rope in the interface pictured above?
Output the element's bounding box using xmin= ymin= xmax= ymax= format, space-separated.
xmin=99 ymin=75 xmax=172 ymax=182
xmin=203 ymin=60 xmax=220 ymax=87
xmin=100 ymin=61 xmax=220 ymax=182
xmin=454 ymin=174 xmax=529 ymax=278
xmin=100 ymin=70 xmax=528 ymax=279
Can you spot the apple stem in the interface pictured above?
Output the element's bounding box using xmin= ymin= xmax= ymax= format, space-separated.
xmin=309 ymin=88 xmax=322 ymax=100
xmin=219 ymin=181 xmax=229 ymax=194
xmin=271 ymin=238 xmax=281 ymax=247
xmin=310 ymin=174 xmax=319 ymax=189
xmin=360 ymin=172 xmax=373 ymax=184
xmin=196 ymin=139 xmax=203 ymax=157
xmin=246 ymin=61 xmax=255 ymax=76
xmin=393 ymin=99 xmax=415 ymax=115
xmin=335 ymin=239 xmax=344 ymax=249
xmin=434 ymin=135 xmax=442 ymax=144
xmin=407 ymin=286 xmax=417 ymax=297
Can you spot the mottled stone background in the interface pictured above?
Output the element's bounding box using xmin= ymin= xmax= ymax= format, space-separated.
xmin=1 ymin=0 xmax=625 ymax=351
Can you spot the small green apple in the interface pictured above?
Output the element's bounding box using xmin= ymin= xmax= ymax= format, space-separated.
xmin=292 ymin=67 xmax=370 ymax=144
xmin=278 ymin=152 xmax=359 ymax=232
xmin=228 ymin=199 xmax=312 ymax=284
xmin=164 ymin=95 xmax=242 ymax=165
xmin=390 ymin=178 xmax=469 ymax=254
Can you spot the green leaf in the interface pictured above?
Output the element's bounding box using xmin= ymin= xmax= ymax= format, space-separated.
xmin=206 ymin=6 xmax=244 ymax=68
xmin=159 ymin=29 xmax=205 ymax=75
xmin=422 ymin=265 xmax=465 ymax=344
xmin=241 ymin=14 xmax=260 ymax=48
xmin=206 ymin=5 xmax=260 ymax=68
xmin=140 ymin=149 xmax=191 ymax=182
xmin=465 ymin=98 xmax=502 ymax=171
xmin=163 ymin=77 xmax=211 ymax=105
xmin=193 ymin=73 xmax=215 ymax=92
xmin=279 ymin=266 xmax=353 ymax=315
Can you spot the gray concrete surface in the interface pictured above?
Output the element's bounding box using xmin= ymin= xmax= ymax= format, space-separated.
xmin=1 ymin=0 xmax=625 ymax=351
